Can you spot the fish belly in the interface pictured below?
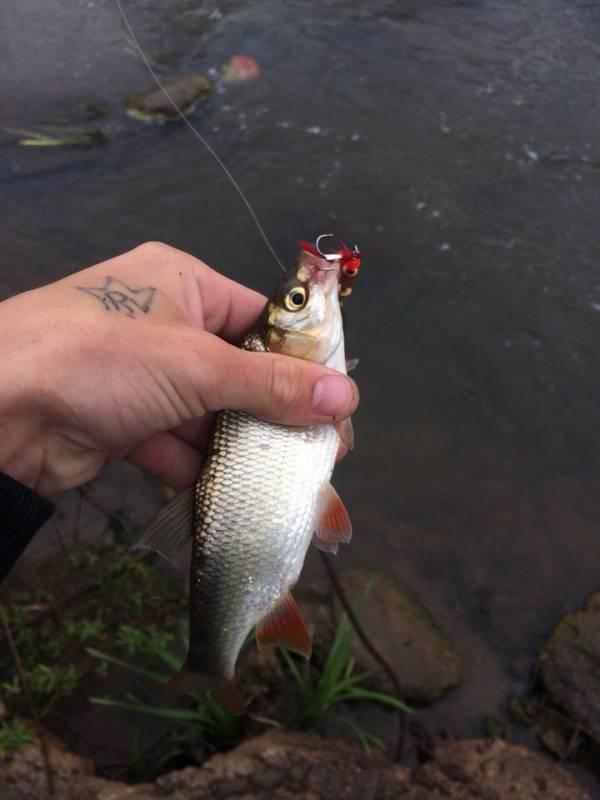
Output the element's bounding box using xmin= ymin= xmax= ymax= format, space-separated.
xmin=189 ymin=410 xmax=338 ymax=677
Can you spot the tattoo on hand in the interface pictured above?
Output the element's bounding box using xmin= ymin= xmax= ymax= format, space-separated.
xmin=76 ymin=276 xmax=156 ymax=318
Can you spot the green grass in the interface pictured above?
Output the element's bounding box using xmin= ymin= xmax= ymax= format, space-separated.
xmin=0 ymin=532 xmax=186 ymax=754
xmin=281 ymin=611 xmax=411 ymax=750
xmin=0 ymin=720 xmax=34 ymax=760
xmin=129 ymin=728 xmax=182 ymax=782
xmin=90 ymin=611 xmax=410 ymax=757
xmin=87 ymin=626 xmax=243 ymax=745
xmin=1 ymin=523 xmax=411 ymax=766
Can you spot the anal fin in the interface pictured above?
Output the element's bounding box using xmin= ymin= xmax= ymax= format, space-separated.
xmin=256 ymin=592 xmax=312 ymax=658
xmin=312 ymin=482 xmax=352 ymax=554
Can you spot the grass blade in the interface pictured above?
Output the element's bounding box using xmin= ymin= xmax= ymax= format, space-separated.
xmin=334 ymin=688 xmax=412 ymax=712
xmin=86 ymin=647 xmax=169 ymax=684
xmin=90 ymin=697 xmax=203 ymax=722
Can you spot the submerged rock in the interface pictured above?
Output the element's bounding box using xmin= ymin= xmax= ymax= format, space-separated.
xmin=221 ymin=54 xmax=261 ymax=83
xmin=537 ymin=592 xmax=600 ymax=745
xmin=122 ymin=74 xmax=211 ymax=122
xmin=308 ymin=568 xmax=463 ymax=704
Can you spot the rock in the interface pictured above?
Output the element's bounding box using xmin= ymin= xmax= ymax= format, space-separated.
xmin=0 ymin=733 xmax=113 ymax=800
xmin=221 ymin=54 xmax=261 ymax=83
xmin=538 ymin=726 xmax=574 ymax=761
xmin=410 ymin=738 xmax=594 ymax=800
xmin=122 ymin=75 xmax=211 ymax=122
xmin=482 ymin=714 xmax=506 ymax=739
xmin=537 ymin=592 xmax=600 ymax=744
xmin=0 ymin=729 xmax=411 ymax=800
xmin=1 ymin=731 xmax=593 ymax=800
xmin=156 ymin=729 xmax=411 ymax=799
xmin=506 ymin=693 xmax=537 ymax=727
xmin=315 ymin=568 xmax=463 ymax=704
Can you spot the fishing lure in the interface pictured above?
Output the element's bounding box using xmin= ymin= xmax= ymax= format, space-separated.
xmin=299 ymin=234 xmax=364 ymax=298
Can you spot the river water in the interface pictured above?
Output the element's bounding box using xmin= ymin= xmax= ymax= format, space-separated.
xmin=1 ymin=0 xmax=600 ymax=772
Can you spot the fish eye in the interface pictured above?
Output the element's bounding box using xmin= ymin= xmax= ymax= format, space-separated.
xmin=342 ymin=266 xmax=358 ymax=277
xmin=284 ymin=286 xmax=308 ymax=311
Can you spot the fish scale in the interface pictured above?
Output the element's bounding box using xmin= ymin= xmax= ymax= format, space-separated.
xmin=190 ymin=333 xmax=339 ymax=679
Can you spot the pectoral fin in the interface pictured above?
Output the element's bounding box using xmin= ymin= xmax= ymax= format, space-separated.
xmin=312 ymin=482 xmax=352 ymax=554
xmin=256 ymin=592 xmax=312 ymax=658
xmin=334 ymin=417 xmax=354 ymax=450
xmin=133 ymin=486 xmax=193 ymax=564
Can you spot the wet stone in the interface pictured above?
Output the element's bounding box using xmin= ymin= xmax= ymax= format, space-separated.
xmin=300 ymin=568 xmax=463 ymax=705
xmin=536 ymin=592 xmax=600 ymax=745
xmin=122 ymin=74 xmax=211 ymax=122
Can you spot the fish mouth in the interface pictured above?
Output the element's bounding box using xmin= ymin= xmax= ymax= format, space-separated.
xmin=304 ymin=258 xmax=340 ymax=287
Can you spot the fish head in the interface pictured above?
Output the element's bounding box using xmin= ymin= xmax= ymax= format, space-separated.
xmin=262 ymin=245 xmax=343 ymax=365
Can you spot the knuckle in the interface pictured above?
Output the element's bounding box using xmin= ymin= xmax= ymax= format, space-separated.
xmin=134 ymin=241 xmax=178 ymax=262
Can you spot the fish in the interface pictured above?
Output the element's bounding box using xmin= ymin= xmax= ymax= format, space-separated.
xmin=137 ymin=240 xmax=356 ymax=714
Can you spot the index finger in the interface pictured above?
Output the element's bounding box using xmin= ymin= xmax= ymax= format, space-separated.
xmin=193 ymin=263 xmax=267 ymax=342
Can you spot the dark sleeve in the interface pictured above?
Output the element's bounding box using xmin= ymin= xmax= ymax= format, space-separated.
xmin=0 ymin=472 xmax=55 ymax=583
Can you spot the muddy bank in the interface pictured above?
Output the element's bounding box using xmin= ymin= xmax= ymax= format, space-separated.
xmin=1 ymin=729 xmax=594 ymax=800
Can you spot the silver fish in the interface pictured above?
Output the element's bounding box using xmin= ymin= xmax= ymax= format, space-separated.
xmin=138 ymin=242 xmax=354 ymax=713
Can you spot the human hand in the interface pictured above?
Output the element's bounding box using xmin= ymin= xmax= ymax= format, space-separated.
xmin=0 ymin=243 xmax=358 ymax=497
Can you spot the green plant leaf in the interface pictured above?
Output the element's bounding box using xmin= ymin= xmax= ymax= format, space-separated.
xmin=0 ymin=720 xmax=34 ymax=761
xmin=280 ymin=604 xmax=412 ymax=737
xmin=327 ymin=713 xmax=384 ymax=753
xmin=334 ymin=688 xmax=412 ymax=712
xmin=86 ymin=647 xmax=169 ymax=684
xmin=90 ymin=697 xmax=204 ymax=722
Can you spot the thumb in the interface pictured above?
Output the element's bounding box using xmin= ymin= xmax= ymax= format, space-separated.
xmin=176 ymin=332 xmax=359 ymax=427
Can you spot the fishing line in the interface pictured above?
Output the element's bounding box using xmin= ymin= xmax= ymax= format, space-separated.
xmin=115 ymin=0 xmax=286 ymax=272
xmin=318 ymin=551 xmax=407 ymax=762
xmin=116 ymin=5 xmax=395 ymax=758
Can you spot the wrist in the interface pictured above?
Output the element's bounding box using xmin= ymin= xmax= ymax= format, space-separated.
xmin=0 ymin=384 xmax=45 ymax=493
xmin=0 ymin=298 xmax=49 ymax=493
